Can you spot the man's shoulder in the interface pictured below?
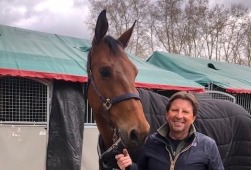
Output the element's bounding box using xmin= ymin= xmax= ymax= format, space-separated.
xmin=194 ymin=132 xmax=216 ymax=145
xmin=147 ymin=132 xmax=165 ymax=143
xmin=148 ymin=132 xmax=159 ymax=140
xmin=146 ymin=132 xmax=166 ymax=144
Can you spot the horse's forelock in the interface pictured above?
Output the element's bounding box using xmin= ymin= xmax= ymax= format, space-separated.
xmin=104 ymin=36 xmax=123 ymax=55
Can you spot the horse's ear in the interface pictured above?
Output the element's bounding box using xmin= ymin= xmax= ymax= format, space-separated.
xmin=93 ymin=9 xmax=108 ymax=44
xmin=118 ymin=20 xmax=136 ymax=49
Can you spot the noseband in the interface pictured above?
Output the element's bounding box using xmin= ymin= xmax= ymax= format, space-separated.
xmin=87 ymin=48 xmax=141 ymax=120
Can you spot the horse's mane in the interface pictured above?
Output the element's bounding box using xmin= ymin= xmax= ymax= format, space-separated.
xmin=104 ymin=35 xmax=123 ymax=55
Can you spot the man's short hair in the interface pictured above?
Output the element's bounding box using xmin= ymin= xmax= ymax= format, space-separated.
xmin=166 ymin=91 xmax=199 ymax=116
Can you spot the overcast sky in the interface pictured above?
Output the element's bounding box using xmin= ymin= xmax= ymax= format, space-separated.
xmin=0 ymin=0 xmax=250 ymax=40
xmin=210 ymin=0 xmax=251 ymax=8
xmin=0 ymin=0 xmax=92 ymax=39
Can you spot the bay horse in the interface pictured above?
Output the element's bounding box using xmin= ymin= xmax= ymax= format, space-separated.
xmin=87 ymin=10 xmax=251 ymax=170
xmin=86 ymin=9 xmax=149 ymax=168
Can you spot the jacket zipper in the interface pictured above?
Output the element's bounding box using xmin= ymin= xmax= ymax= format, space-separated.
xmin=166 ymin=138 xmax=196 ymax=170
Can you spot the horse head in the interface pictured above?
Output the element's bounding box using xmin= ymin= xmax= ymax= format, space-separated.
xmin=87 ymin=10 xmax=149 ymax=150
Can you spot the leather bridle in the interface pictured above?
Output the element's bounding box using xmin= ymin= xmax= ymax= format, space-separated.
xmin=87 ymin=48 xmax=141 ymax=112
xmin=87 ymin=48 xmax=141 ymax=143
xmin=87 ymin=48 xmax=138 ymax=170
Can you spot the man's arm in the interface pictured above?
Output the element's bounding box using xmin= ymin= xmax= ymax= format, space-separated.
xmin=208 ymin=140 xmax=225 ymax=170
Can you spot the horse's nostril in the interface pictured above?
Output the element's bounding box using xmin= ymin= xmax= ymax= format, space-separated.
xmin=129 ymin=129 xmax=138 ymax=142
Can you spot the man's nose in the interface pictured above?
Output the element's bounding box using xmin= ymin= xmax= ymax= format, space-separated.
xmin=176 ymin=110 xmax=183 ymax=118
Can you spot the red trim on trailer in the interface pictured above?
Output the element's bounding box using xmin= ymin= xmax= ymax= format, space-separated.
xmin=0 ymin=68 xmax=205 ymax=92
xmin=226 ymin=88 xmax=251 ymax=94
xmin=135 ymin=82 xmax=205 ymax=92
xmin=0 ymin=68 xmax=88 ymax=82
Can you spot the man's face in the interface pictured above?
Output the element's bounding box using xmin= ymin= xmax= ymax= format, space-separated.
xmin=166 ymin=98 xmax=196 ymax=135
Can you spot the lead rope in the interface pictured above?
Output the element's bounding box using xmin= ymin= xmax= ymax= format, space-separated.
xmin=112 ymin=128 xmax=119 ymax=151
xmin=112 ymin=128 xmax=132 ymax=170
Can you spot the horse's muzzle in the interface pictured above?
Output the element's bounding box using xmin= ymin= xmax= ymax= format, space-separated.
xmin=119 ymin=125 xmax=149 ymax=149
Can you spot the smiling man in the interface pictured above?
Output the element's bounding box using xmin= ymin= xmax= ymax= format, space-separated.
xmin=116 ymin=91 xmax=224 ymax=170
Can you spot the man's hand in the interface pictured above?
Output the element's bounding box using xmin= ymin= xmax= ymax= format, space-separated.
xmin=115 ymin=149 xmax=132 ymax=170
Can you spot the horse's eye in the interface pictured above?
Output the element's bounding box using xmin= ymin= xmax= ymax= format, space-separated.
xmin=99 ymin=68 xmax=110 ymax=77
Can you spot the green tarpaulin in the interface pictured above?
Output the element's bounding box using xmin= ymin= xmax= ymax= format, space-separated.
xmin=147 ymin=51 xmax=251 ymax=93
xmin=0 ymin=25 xmax=204 ymax=92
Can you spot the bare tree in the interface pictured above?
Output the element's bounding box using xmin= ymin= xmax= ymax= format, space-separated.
xmin=151 ymin=0 xmax=185 ymax=54
xmin=218 ymin=4 xmax=248 ymax=64
xmin=86 ymin=0 xmax=251 ymax=67
xmin=183 ymin=0 xmax=209 ymax=57
xmin=243 ymin=23 xmax=251 ymax=66
xmin=86 ymin=0 xmax=151 ymax=59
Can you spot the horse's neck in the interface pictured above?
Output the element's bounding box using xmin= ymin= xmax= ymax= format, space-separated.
xmin=94 ymin=112 xmax=115 ymax=150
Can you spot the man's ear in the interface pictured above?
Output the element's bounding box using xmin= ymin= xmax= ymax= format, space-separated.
xmin=165 ymin=111 xmax=169 ymax=121
xmin=193 ymin=115 xmax=197 ymax=122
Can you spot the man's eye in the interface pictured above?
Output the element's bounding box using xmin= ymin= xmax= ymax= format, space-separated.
xmin=99 ymin=68 xmax=110 ymax=77
xmin=183 ymin=111 xmax=189 ymax=114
